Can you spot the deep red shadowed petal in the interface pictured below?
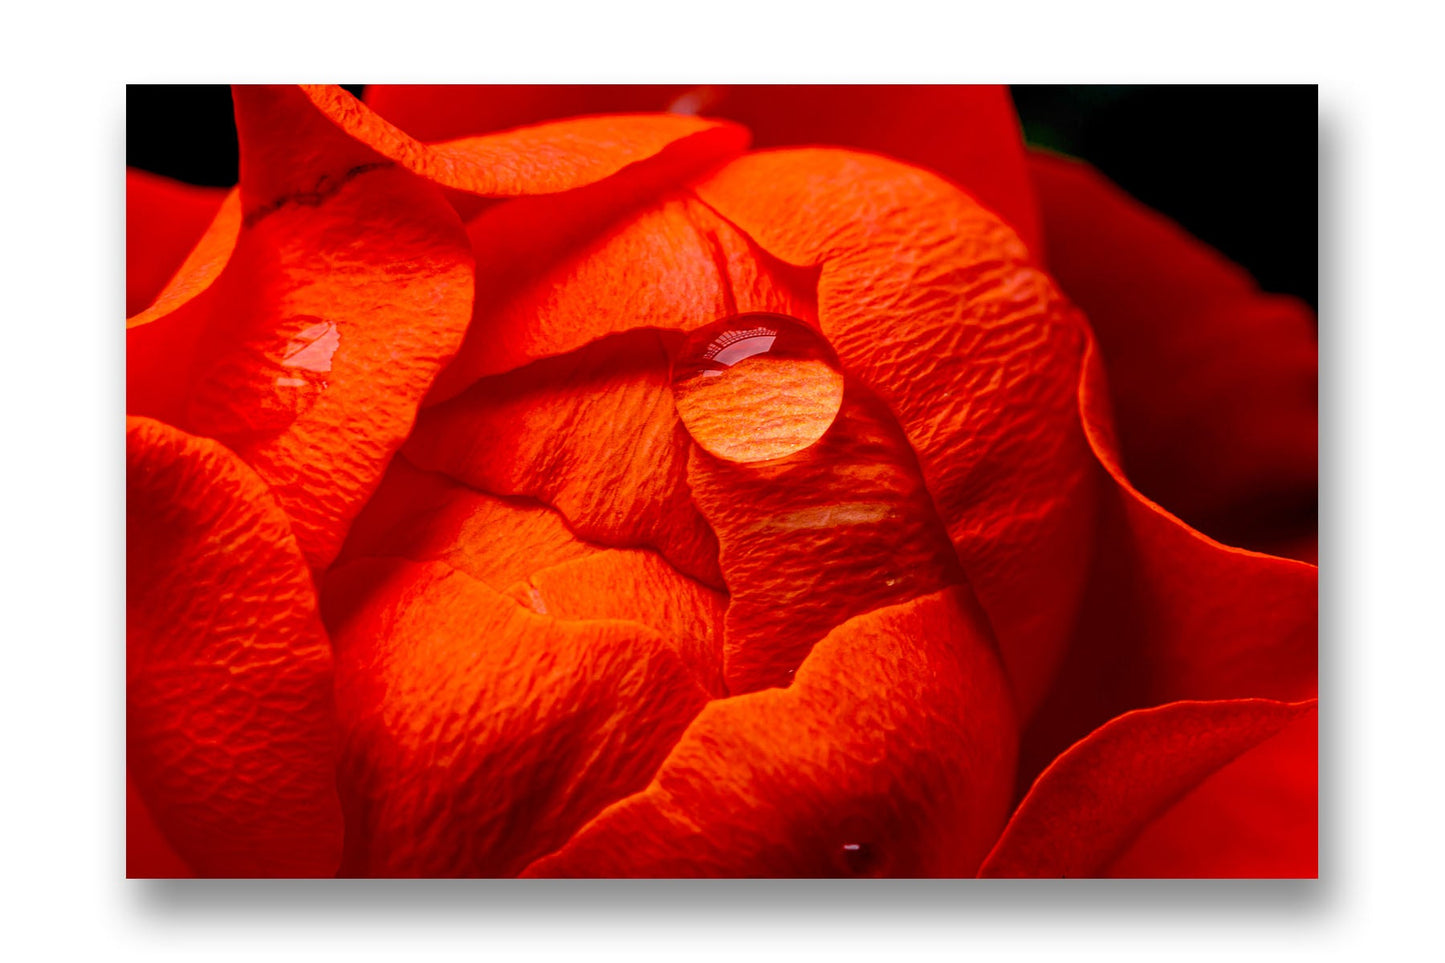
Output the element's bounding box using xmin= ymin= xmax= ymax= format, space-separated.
xmin=127 ymin=84 xmax=477 ymax=572
xmin=1028 ymin=151 xmax=1317 ymax=551
xmin=125 ymin=773 xmax=193 ymax=878
xmin=126 ymin=416 xmax=343 ymax=878
xmin=688 ymin=380 xmax=966 ymax=695
xmin=331 ymin=455 xmax=727 ymax=696
xmin=980 ymin=699 xmax=1316 ymax=878
xmin=692 ymin=149 xmax=1098 ymax=719
xmin=363 ymin=84 xmax=1041 ymax=254
xmin=522 ymin=587 xmax=1017 ymax=878
xmin=1017 ymin=341 xmax=1318 ymax=790
xmin=125 ymin=169 xmax=229 ymax=318
xmin=407 ymin=330 xmax=730 ymax=590
xmin=1106 ymin=705 xmax=1317 ymax=877
xmin=319 ymin=557 xmax=708 ymax=877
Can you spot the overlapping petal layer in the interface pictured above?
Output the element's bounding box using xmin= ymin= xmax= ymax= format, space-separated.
xmin=693 ymin=149 xmax=1098 ymax=717
xmin=333 ymin=455 xmax=727 ymax=696
xmin=688 ymin=381 xmax=965 ymax=694
xmin=302 ymin=85 xmax=747 ymax=203
xmin=525 ymin=587 xmax=1016 ymax=877
xmin=127 ymin=86 xmax=477 ymax=571
xmin=427 ymin=192 xmax=808 ymax=403
xmin=406 ymin=330 xmax=725 ymax=588
xmin=126 ymin=416 xmax=343 ymax=877
xmin=126 ymin=87 xmax=1318 ymax=880
xmin=981 ymin=699 xmax=1316 ymax=877
xmin=125 ymin=169 xmax=229 ymax=318
xmin=1017 ymin=342 xmax=1318 ymax=787
xmin=1028 ymin=151 xmax=1317 ymax=553
xmin=321 ymin=557 xmax=709 ymax=877
xmin=363 ymin=84 xmax=1041 ymax=253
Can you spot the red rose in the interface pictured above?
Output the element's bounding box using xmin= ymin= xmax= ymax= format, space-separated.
xmin=127 ymin=85 xmax=1316 ymax=878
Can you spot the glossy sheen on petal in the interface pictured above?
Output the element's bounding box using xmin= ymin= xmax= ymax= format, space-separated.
xmin=331 ymin=455 xmax=604 ymax=590
xmin=302 ymin=84 xmax=749 ymax=199
xmin=324 ymin=557 xmax=708 ymax=877
xmin=980 ymin=699 xmax=1315 ymax=878
xmin=506 ymin=550 xmax=728 ymax=698
xmin=407 ymin=330 xmax=724 ymax=589
xmin=1106 ymin=706 xmax=1317 ymax=877
xmin=126 ymin=416 xmax=343 ymax=878
xmin=689 ymin=381 xmax=964 ymax=694
xmin=694 ymin=149 xmax=1097 ymax=718
xmin=1028 ymin=152 xmax=1317 ymax=549
xmin=1017 ymin=342 xmax=1318 ymax=786
xmin=429 ymin=191 xmax=813 ymax=402
xmin=524 ymin=587 xmax=1017 ymax=878
xmin=147 ymin=85 xmax=477 ymax=571
xmin=363 ymin=84 xmax=1040 ymax=253
xmin=125 ymin=169 xmax=230 ymax=318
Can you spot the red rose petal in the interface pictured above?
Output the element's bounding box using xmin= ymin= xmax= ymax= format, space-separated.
xmin=300 ymin=85 xmax=747 ymax=201
xmin=125 ymin=169 xmax=229 ymax=318
xmin=126 ymin=84 xmax=477 ymax=572
xmin=1028 ymin=151 xmax=1317 ymax=550
xmin=523 ymin=587 xmax=1017 ymax=878
xmin=1017 ymin=342 xmax=1318 ymax=787
xmin=330 ymin=455 xmax=726 ymax=695
xmin=363 ymin=84 xmax=1040 ymax=253
xmin=688 ymin=382 xmax=965 ymax=695
xmin=693 ymin=149 xmax=1098 ymax=718
xmin=365 ymin=85 xmax=693 ymax=143
xmin=126 ymin=416 xmax=343 ymax=877
xmin=332 ymin=454 xmax=605 ymax=590
xmin=427 ymin=190 xmax=808 ymax=403
xmin=980 ymin=698 xmax=1315 ymax=878
xmin=322 ymin=557 xmax=708 ymax=877
xmin=126 ymin=186 xmax=242 ymax=421
xmin=1105 ymin=705 xmax=1317 ymax=877
xmin=126 ymin=773 xmax=194 ymax=879
xmin=406 ymin=329 xmax=726 ymax=589
xmin=506 ymin=550 xmax=728 ymax=697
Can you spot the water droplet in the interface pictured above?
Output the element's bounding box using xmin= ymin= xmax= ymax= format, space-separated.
xmin=836 ymin=841 xmax=882 ymax=877
xmin=189 ymin=315 xmax=341 ymax=435
xmin=670 ymin=313 xmax=844 ymax=464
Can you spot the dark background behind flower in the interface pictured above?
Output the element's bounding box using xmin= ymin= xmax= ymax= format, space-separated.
xmin=126 ymin=84 xmax=1317 ymax=311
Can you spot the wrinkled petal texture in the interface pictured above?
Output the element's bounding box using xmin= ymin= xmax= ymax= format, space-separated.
xmin=688 ymin=381 xmax=966 ymax=694
xmin=126 ymin=416 xmax=344 ymax=877
xmin=127 ymin=86 xmax=477 ymax=571
xmin=526 ymin=587 xmax=1016 ymax=877
xmin=333 ymin=455 xmax=727 ymax=697
xmin=1028 ymin=151 xmax=1317 ymax=553
xmin=128 ymin=88 xmax=1318 ymax=879
xmin=322 ymin=557 xmax=708 ymax=877
xmin=982 ymin=699 xmax=1316 ymax=878
xmin=406 ymin=330 xmax=727 ymax=590
xmin=693 ymin=149 xmax=1098 ymax=717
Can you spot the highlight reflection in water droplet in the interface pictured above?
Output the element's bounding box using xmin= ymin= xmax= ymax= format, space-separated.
xmin=670 ymin=313 xmax=844 ymax=464
xmin=836 ymin=841 xmax=882 ymax=877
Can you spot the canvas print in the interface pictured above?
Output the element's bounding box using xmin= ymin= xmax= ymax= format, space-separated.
xmin=126 ymin=85 xmax=1318 ymax=878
